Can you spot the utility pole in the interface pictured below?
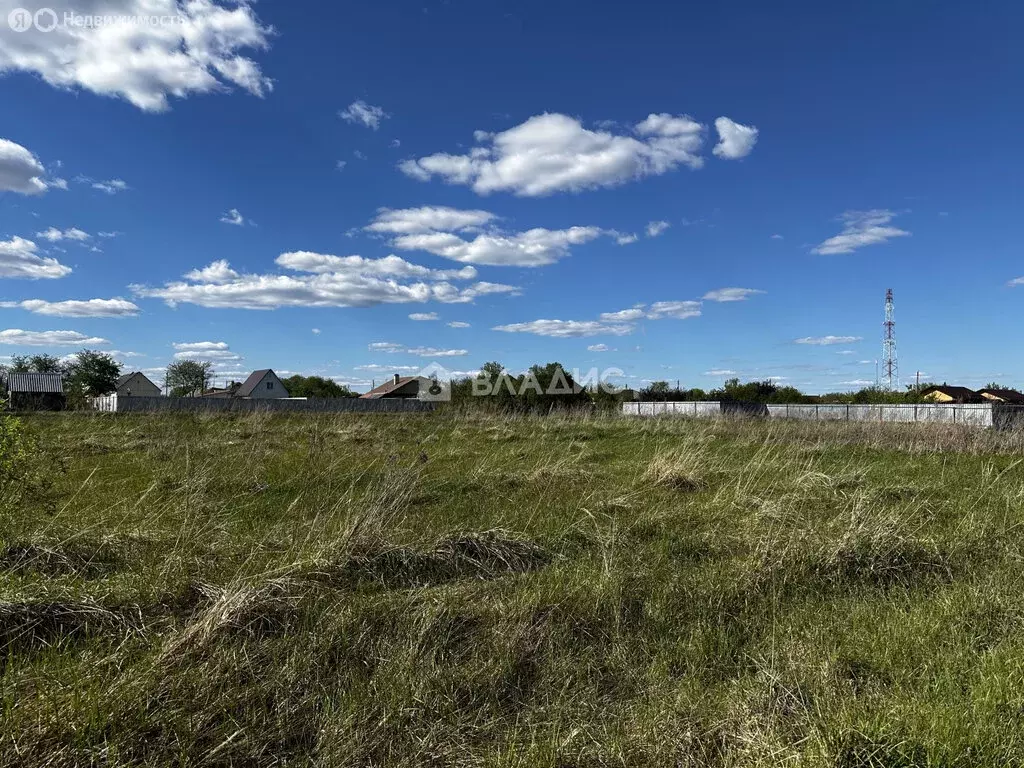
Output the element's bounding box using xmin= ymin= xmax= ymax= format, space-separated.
xmin=882 ymin=289 xmax=898 ymax=391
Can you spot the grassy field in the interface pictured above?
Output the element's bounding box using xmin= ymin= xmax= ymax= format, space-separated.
xmin=2 ymin=411 xmax=1024 ymax=767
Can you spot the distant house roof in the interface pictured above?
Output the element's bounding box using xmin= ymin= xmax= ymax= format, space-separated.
xmin=116 ymin=373 xmax=133 ymax=388
xmin=360 ymin=376 xmax=423 ymax=399
xmin=921 ymin=385 xmax=981 ymax=402
xmin=979 ymin=388 xmax=1024 ymax=404
xmin=7 ymin=372 xmax=64 ymax=394
xmin=236 ymin=369 xmax=282 ymax=398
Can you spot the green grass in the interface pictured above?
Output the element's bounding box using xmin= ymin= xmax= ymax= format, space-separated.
xmin=3 ymin=411 xmax=1024 ymax=766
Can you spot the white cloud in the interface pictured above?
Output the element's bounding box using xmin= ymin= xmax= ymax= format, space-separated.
xmin=492 ymin=320 xmax=635 ymax=338
xmin=615 ymin=232 xmax=639 ymax=245
xmin=3 ymin=298 xmax=139 ymax=317
xmin=184 ymin=260 xmax=239 ymax=284
xmin=646 ymin=301 xmax=702 ymax=320
xmin=812 ymin=210 xmax=910 ymax=255
xmin=447 ymin=321 xmax=470 ymax=328
xmin=36 ymin=226 xmax=91 ymax=242
xmin=172 ymin=341 xmax=240 ymax=361
xmin=840 ymin=380 xmax=875 ymax=387
xmin=0 ymin=329 xmax=108 ymax=346
xmin=835 ymin=350 xmax=855 ymax=355
xmin=795 ymin=335 xmax=863 ymax=346
xmin=0 ymin=236 xmax=72 ymax=279
xmin=600 ymin=308 xmax=646 ymax=322
xmin=368 ymin=342 xmax=404 ymax=353
xmin=219 ymin=208 xmax=246 ymax=226
xmin=399 ymin=111 xmax=705 ymax=197
xmin=367 ymin=206 xmax=614 ymax=267
xmin=1009 ymin=277 xmax=1024 ymax=287
xmin=311 ymin=328 xmax=321 ymax=335
xmin=704 ymin=369 xmax=737 ymax=376
xmin=702 ymin=287 xmax=764 ymax=302
xmin=393 ymin=226 xmax=606 ymax=267
xmin=0 ymin=138 xmax=50 ymax=194
xmin=133 ymin=253 xmax=518 ymax=310
xmin=336 ymin=160 xmax=347 ymax=172
xmin=646 ymin=220 xmax=670 ymax=238
xmin=587 ymin=343 xmax=613 ymax=352
xmin=0 ymin=0 xmax=273 ymax=112
xmin=355 ymin=363 xmax=420 ymax=372
xmin=712 ymin=117 xmax=759 ymax=159
xmin=339 ymin=100 xmax=388 ymax=130
xmin=366 ymin=206 xmax=496 ymax=235
xmin=770 ymin=234 xmax=784 ymax=240
xmin=367 ymin=205 xmax=606 ymax=267
xmin=92 ymin=179 xmax=129 ymax=195
xmin=409 ymin=312 xmax=438 ymax=321
xmin=406 ymin=347 xmax=468 ymax=358
xmin=98 ymin=231 xmax=120 ymax=239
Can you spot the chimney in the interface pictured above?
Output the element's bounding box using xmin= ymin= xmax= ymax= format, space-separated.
xmin=393 ymin=373 xmax=401 ymax=386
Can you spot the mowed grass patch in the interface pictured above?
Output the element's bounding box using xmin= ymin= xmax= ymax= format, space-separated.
xmin=2 ymin=411 xmax=1024 ymax=766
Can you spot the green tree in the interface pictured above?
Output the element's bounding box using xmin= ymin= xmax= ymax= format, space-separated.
xmin=8 ymin=354 xmax=62 ymax=373
xmin=281 ymin=375 xmax=356 ymax=398
xmin=166 ymin=360 xmax=214 ymax=397
xmin=63 ymin=350 xmax=122 ymax=399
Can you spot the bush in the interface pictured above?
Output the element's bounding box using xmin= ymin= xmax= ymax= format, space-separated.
xmin=0 ymin=408 xmax=51 ymax=509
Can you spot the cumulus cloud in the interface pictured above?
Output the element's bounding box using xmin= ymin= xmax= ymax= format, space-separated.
xmin=813 ymin=210 xmax=910 ymax=255
xmin=368 ymin=342 xmax=404 ymax=353
xmin=339 ymin=100 xmax=388 ymax=129
xmin=366 ymin=206 xmax=496 ymax=235
xmin=0 ymin=329 xmax=108 ymax=346
xmin=645 ymin=220 xmax=670 ymax=238
xmin=447 ymin=321 xmax=470 ymax=328
xmin=702 ymin=287 xmax=764 ymax=302
xmin=399 ymin=112 xmax=705 ymax=197
xmin=713 ymin=117 xmax=759 ymax=159
xmin=132 ymin=252 xmax=519 ymax=310
xmin=705 ymin=369 xmax=737 ymax=376
xmin=0 ymin=236 xmax=72 ymax=279
xmin=36 ymin=226 xmax=90 ymax=242
xmin=367 ymin=205 xmax=610 ymax=267
xmin=2 ymin=298 xmax=139 ymax=317
xmin=1009 ymin=276 xmax=1024 ymax=287
xmin=172 ymin=341 xmax=240 ymax=361
xmin=0 ymin=0 xmax=273 ymax=112
xmin=795 ymin=335 xmax=863 ymax=346
xmin=495 ymin=300 xmax=703 ymax=338
xmin=587 ymin=343 xmax=613 ymax=352
xmin=408 ymin=312 xmax=438 ymax=321
xmin=0 ymin=138 xmax=50 ymax=194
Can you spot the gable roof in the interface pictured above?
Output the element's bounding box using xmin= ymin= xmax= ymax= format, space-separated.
xmin=7 ymin=372 xmax=64 ymax=394
xmin=116 ymin=373 xmax=133 ymax=388
xmin=921 ymin=385 xmax=980 ymax=401
xmin=360 ymin=376 xmax=423 ymax=399
xmin=236 ymin=369 xmax=282 ymax=398
xmin=979 ymin=388 xmax=1024 ymax=403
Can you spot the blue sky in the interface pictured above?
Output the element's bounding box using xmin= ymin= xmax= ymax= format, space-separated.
xmin=1 ymin=0 xmax=1021 ymax=393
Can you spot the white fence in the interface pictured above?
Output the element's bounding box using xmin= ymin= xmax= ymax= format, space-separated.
xmin=91 ymin=395 xmax=118 ymax=412
xmin=622 ymin=401 xmax=1022 ymax=429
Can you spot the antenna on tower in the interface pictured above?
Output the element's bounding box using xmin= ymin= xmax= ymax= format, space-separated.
xmin=883 ymin=289 xmax=898 ymax=391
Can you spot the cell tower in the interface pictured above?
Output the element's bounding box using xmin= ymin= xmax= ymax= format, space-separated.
xmin=882 ymin=289 xmax=898 ymax=391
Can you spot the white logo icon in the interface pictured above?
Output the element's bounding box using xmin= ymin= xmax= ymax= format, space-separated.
xmin=417 ymin=363 xmax=452 ymax=402
xmin=34 ymin=8 xmax=58 ymax=32
xmin=8 ymin=8 xmax=33 ymax=31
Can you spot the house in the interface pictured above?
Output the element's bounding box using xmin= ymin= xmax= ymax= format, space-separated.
xmin=920 ymin=385 xmax=982 ymax=404
xmin=115 ymin=372 xmax=162 ymax=398
xmin=4 ymin=372 xmax=66 ymax=411
xmin=235 ymin=369 xmax=289 ymax=399
xmin=360 ymin=374 xmax=431 ymax=400
xmin=978 ymin=388 xmax=1024 ymax=404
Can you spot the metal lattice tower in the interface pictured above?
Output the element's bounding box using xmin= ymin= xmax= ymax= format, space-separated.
xmin=882 ymin=289 xmax=898 ymax=391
